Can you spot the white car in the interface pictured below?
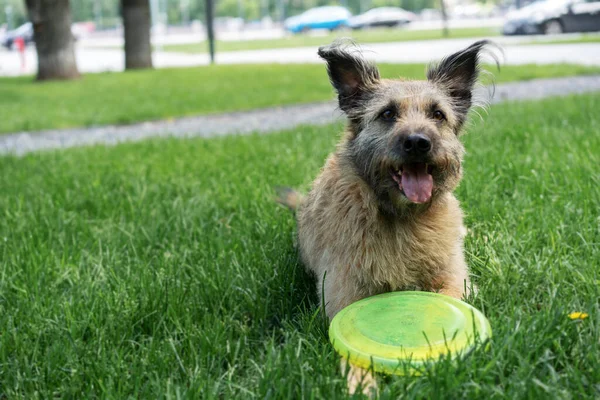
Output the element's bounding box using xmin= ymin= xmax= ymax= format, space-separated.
xmin=348 ymin=7 xmax=416 ymax=30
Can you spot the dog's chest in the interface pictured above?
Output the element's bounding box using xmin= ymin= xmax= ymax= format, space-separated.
xmin=358 ymin=214 xmax=457 ymax=289
xmin=298 ymin=155 xmax=464 ymax=292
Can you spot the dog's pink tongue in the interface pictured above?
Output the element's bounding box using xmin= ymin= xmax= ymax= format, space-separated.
xmin=401 ymin=163 xmax=433 ymax=204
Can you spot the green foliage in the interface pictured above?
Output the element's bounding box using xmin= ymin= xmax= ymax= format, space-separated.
xmin=0 ymin=0 xmax=27 ymax=28
xmin=216 ymin=0 xmax=261 ymax=21
xmin=0 ymin=93 xmax=599 ymax=398
xmin=1 ymin=62 xmax=600 ymax=134
xmin=70 ymin=0 xmax=121 ymax=29
xmin=369 ymin=0 xmax=437 ymax=12
xmin=59 ymin=0 xmax=444 ymax=27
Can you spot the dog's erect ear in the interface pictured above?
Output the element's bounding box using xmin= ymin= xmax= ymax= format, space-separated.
xmin=427 ymin=40 xmax=497 ymax=122
xmin=318 ymin=42 xmax=380 ymax=114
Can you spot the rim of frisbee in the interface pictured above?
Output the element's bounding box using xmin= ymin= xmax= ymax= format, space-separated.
xmin=329 ymin=291 xmax=492 ymax=375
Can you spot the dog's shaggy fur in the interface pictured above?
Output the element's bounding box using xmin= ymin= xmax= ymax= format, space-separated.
xmin=280 ymin=40 xmax=496 ymax=394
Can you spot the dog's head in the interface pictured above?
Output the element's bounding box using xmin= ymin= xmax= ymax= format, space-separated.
xmin=319 ymin=40 xmax=496 ymax=214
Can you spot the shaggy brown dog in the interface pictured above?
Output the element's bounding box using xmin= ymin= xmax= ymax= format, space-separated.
xmin=279 ymin=40 xmax=495 ymax=394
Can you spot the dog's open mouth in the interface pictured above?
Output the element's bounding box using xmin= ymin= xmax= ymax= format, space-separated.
xmin=391 ymin=163 xmax=434 ymax=204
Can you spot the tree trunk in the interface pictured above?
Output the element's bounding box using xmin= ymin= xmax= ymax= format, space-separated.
xmin=121 ymin=0 xmax=153 ymax=70
xmin=205 ymin=0 xmax=215 ymax=64
xmin=439 ymin=0 xmax=449 ymax=38
xmin=25 ymin=0 xmax=80 ymax=81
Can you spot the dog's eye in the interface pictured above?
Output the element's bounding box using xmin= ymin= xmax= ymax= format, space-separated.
xmin=380 ymin=109 xmax=396 ymax=121
xmin=433 ymin=110 xmax=446 ymax=121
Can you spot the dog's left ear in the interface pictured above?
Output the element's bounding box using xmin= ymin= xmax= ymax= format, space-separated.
xmin=427 ymin=40 xmax=496 ymax=123
xmin=318 ymin=42 xmax=380 ymax=114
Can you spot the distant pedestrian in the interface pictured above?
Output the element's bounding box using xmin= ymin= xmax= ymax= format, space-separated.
xmin=15 ymin=36 xmax=26 ymax=71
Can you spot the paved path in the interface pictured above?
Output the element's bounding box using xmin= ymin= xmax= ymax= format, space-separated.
xmin=1 ymin=75 xmax=600 ymax=156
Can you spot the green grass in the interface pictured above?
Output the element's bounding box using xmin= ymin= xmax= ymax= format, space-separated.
xmin=1 ymin=92 xmax=599 ymax=398
xmin=520 ymin=33 xmax=600 ymax=46
xmin=2 ymin=62 xmax=600 ymax=134
xmin=162 ymin=27 xmax=500 ymax=54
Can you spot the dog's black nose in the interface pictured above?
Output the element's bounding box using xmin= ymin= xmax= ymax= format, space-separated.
xmin=403 ymin=134 xmax=432 ymax=155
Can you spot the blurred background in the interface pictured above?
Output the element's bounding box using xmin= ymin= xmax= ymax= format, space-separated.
xmin=0 ymin=0 xmax=598 ymax=78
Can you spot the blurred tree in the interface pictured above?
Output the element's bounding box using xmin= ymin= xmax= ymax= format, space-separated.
xmin=71 ymin=0 xmax=120 ymax=29
xmin=70 ymin=1 xmax=93 ymax=23
xmin=216 ymin=0 xmax=238 ymax=18
xmin=439 ymin=0 xmax=448 ymax=36
xmin=1 ymin=0 xmax=27 ymax=28
xmin=121 ymin=0 xmax=153 ymax=69
xmin=213 ymin=0 xmax=259 ymax=20
xmin=243 ymin=1 xmax=260 ymax=20
xmin=24 ymin=0 xmax=79 ymax=80
xmin=370 ymin=0 xmax=435 ymax=12
xmin=206 ymin=0 xmax=214 ymax=62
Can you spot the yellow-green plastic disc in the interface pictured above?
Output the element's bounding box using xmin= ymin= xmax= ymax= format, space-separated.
xmin=329 ymin=291 xmax=491 ymax=375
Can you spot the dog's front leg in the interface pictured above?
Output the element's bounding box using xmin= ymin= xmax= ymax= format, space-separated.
xmin=321 ymin=272 xmax=378 ymax=396
xmin=433 ymin=271 xmax=472 ymax=300
xmin=341 ymin=359 xmax=378 ymax=397
xmin=438 ymin=284 xmax=467 ymax=300
xmin=434 ymin=251 xmax=472 ymax=300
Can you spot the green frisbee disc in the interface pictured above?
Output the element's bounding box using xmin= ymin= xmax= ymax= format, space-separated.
xmin=329 ymin=291 xmax=491 ymax=375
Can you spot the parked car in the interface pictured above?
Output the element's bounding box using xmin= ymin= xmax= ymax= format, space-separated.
xmin=503 ymin=0 xmax=600 ymax=35
xmin=284 ymin=6 xmax=351 ymax=33
xmin=348 ymin=7 xmax=416 ymax=29
xmin=1 ymin=22 xmax=34 ymax=50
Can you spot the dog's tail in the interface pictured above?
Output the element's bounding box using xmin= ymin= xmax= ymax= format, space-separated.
xmin=275 ymin=186 xmax=305 ymax=211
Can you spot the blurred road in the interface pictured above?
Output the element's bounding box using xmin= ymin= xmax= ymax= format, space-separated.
xmin=1 ymin=35 xmax=599 ymax=76
xmin=206 ymin=39 xmax=600 ymax=66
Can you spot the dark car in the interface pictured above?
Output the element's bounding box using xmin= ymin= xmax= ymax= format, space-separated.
xmin=1 ymin=22 xmax=34 ymax=50
xmin=503 ymin=0 xmax=600 ymax=35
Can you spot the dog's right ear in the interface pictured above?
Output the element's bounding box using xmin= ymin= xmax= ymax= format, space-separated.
xmin=318 ymin=42 xmax=380 ymax=114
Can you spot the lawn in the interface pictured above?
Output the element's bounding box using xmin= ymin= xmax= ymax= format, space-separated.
xmin=0 ymin=92 xmax=599 ymax=398
xmin=2 ymin=62 xmax=600 ymax=134
xmin=162 ymin=27 xmax=500 ymax=54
